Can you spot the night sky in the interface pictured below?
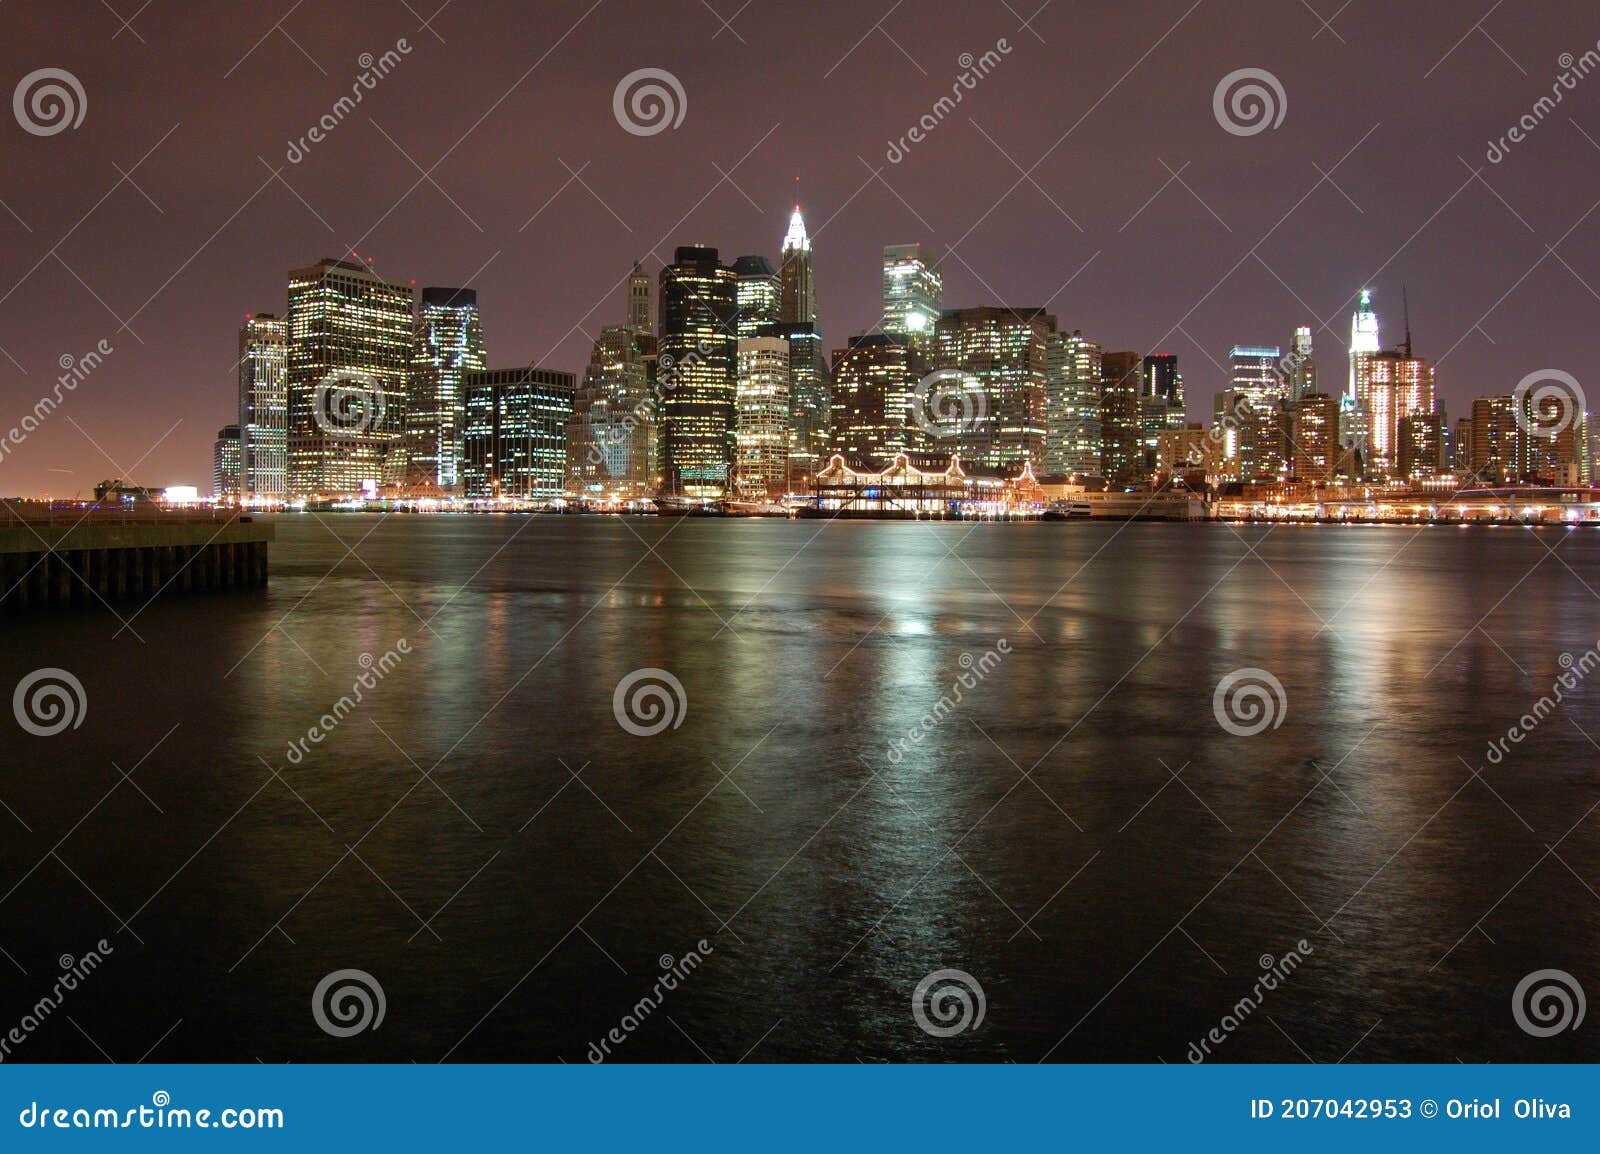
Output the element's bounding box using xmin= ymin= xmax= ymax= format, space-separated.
xmin=1 ymin=0 xmax=1596 ymax=496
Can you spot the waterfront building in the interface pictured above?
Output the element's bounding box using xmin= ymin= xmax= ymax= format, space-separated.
xmin=1356 ymin=350 xmax=1435 ymax=477
xmin=1398 ymin=411 xmax=1444 ymax=480
xmin=1470 ymin=395 xmax=1523 ymax=482
xmin=830 ymin=333 xmax=921 ymax=464
xmin=1046 ymin=330 xmax=1102 ymax=476
xmin=733 ymin=255 xmax=781 ymax=338
xmin=407 ymin=286 xmax=486 ymax=493
xmin=1099 ymin=351 xmax=1144 ymax=485
xmin=882 ymin=243 xmax=941 ymax=356
xmin=213 ymin=425 xmax=241 ymax=499
xmin=811 ymin=452 xmax=1043 ymax=517
xmin=286 ymin=257 xmax=414 ymax=497
xmin=1289 ymin=391 xmax=1340 ymax=483
xmin=460 ymin=367 xmax=575 ymax=499
xmin=1228 ymin=345 xmax=1286 ymax=481
xmin=627 ymin=260 xmax=653 ymax=335
xmin=934 ymin=307 xmax=1055 ymax=469
xmin=568 ymin=326 xmax=656 ymax=499
xmin=1155 ymin=424 xmax=1210 ymax=480
xmin=237 ymin=313 xmax=288 ymax=502
xmin=659 ymin=245 xmax=739 ymax=497
xmin=735 ymin=336 xmax=792 ymax=498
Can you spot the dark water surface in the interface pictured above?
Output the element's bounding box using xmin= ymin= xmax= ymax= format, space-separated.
xmin=2 ymin=515 xmax=1598 ymax=1063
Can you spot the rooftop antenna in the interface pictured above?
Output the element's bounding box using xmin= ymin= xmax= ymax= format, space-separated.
xmin=1402 ymin=285 xmax=1413 ymax=357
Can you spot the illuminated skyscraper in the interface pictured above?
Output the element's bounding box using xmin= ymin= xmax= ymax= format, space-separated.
xmin=1046 ymin=330 xmax=1102 ymax=476
xmin=732 ymin=255 xmax=780 ymax=338
xmin=831 ymin=333 xmax=921 ymax=464
xmin=934 ymin=307 xmax=1054 ymax=467
xmin=1290 ymin=392 xmax=1339 ymax=482
xmin=1099 ymin=351 xmax=1143 ymax=484
xmin=659 ymin=245 xmax=739 ymax=497
xmin=1142 ymin=354 xmax=1182 ymax=406
xmin=756 ymin=320 xmax=830 ymax=490
xmin=1470 ymin=395 xmax=1523 ymax=482
xmin=1138 ymin=354 xmax=1185 ymax=476
xmin=1229 ymin=345 xmax=1286 ymax=480
xmin=568 ymin=325 xmax=656 ymax=498
xmin=778 ymin=206 xmax=816 ymax=324
xmin=1348 ymin=290 xmax=1381 ymax=397
xmin=735 ymin=337 xmax=791 ymax=498
xmin=627 ymin=260 xmax=653 ymax=335
xmin=1398 ymin=411 xmax=1444 ymax=480
xmin=1343 ymin=290 xmax=1381 ymax=470
xmin=1288 ymin=325 xmax=1316 ymax=401
xmin=286 ymin=258 xmax=414 ymax=497
xmin=407 ymin=287 xmax=486 ymax=492
xmin=1356 ymin=351 xmax=1434 ymax=477
xmin=882 ymin=243 xmax=941 ymax=354
xmin=213 ymin=425 xmax=241 ymax=499
xmin=460 ymin=368 xmax=575 ymax=499
xmin=237 ymin=313 xmax=288 ymax=502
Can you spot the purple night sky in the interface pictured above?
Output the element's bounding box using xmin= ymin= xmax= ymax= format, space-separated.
xmin=1 ymin=0 xmax=1596 ymax=495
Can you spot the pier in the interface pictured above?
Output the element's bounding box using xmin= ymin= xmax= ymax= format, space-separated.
xmin=0 ymin=506 xmax=273 ymax=613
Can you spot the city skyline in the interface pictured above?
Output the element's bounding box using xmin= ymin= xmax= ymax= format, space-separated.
xmin=2 ymin=2 xmax=1597 ymax=495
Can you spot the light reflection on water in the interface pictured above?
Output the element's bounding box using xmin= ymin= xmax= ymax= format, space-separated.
xmin=0 ymin=515 xmax=1597 ymax=1062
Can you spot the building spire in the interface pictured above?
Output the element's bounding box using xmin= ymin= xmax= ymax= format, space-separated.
xmin=783 ymin=204 xmax=810 ymax=254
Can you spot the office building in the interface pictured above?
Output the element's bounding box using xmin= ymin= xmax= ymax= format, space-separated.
xmin=659 ymin=245 xmax=739 ymax=497
xmin=732 ymin=255 xmax=781 ymax=338
xmin=934 ymin=306 xmax=1055 ymax=468
xmin=882 ymin=243 xmax=941 ymax=355
xmin=627 ymin=260 xmax=653 ymax=335
xmin=831 ymin=333 xmax=920 ymax=464
xmin=213 ymin=425 xmax=241 ymax=499
xmin=568 ymin=325 xmax=657 ymax=498
xmin=735 ymin=336 xmax=791 ymax=498
xmin=237 ymin=313 xmax=288 ymax=502
xmin=460 ymin=368 xmax=575 ymax=499
xmin=407 ymin=286 xmax=486 ymax=492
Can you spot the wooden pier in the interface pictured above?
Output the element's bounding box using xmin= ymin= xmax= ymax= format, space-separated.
xmin=0 ymin=506 xmax=273 ymax=613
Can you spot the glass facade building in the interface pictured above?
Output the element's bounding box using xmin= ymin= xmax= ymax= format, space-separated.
xmin=659 ymin=246 xmax=739 ymax=497
xmin=460 ymin=368 xmax=576 ymax=499
xmin=882 ymin=243 xmax=941 ymax=356
xmin=237 ymin=313 xmax=288 ymax=502
xmin=933 ymin=306 xmax=1054 ymax=468
xmin=735 ymin=337 xmax=792 ymax=498
xmin=408 ymin=286 xmax=486 ymax=493
xmin=830 ymin=333 xmax=921 ymax=465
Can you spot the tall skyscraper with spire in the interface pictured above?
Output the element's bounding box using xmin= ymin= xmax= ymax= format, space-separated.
xmin=1343 ymin=289 xmax=1382 ymax=475
xmin=627 ymin=261 xmax=653 ymax=335
xmin=779 ymin=206 xmax=816 ymax=324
